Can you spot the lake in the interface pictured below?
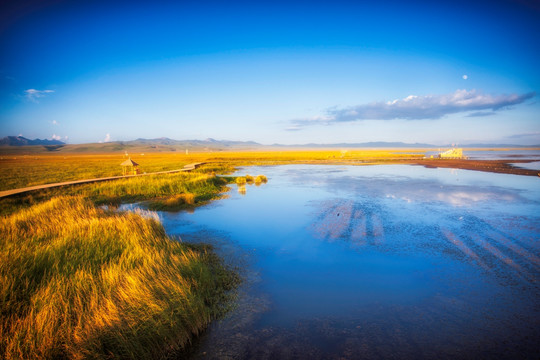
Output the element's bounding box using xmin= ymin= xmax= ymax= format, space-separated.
xmin=144 ymin=165 xmax=540 ymax=359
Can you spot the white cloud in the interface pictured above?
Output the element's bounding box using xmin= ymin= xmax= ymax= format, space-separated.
xmin=24 ymin=89 xmax=55 ymax=102
xmin=51 ymin=134 xmax=61 ymax=140
xmin=104 ymin=133 xmax=111 ymax=142
xmin=291 ymin=89 xmax=535 ymax=127
xmin=51 ymin=120 xmax=58 ymax=125
xmin=462 ymin=75 xmax=468 ymax=80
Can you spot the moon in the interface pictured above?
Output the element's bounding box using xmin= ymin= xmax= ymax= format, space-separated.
xmin=462 ymin=74 xmax=468 ymax=80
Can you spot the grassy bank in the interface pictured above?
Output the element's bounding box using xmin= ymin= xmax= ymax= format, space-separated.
xmin=74 ymin=171 xmax=234 ymax=210
xmin=0 ymin=150 xmax=422 ymax=191
xmin=0 ymin=196 xmax=239 ymax=359
xmin=0 ymin=165 xmax=238 ymax=216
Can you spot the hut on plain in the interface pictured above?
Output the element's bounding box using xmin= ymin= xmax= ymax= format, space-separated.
xmin=121 ymin=157 xmax=140 ymax=176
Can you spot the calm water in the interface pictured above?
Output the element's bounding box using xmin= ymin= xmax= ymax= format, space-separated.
xmin=467 ymin=149 xmax=540 ymax=160
xmin=147 ymin=165 xmax=539 ymax=359
xmin=510 ymin=161 xmax=540 ymax=171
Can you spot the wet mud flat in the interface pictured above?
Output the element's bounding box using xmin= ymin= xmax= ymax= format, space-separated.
xmin=410 ymin=159 xmax=540 ymax=176
xmin=162 ymin=164 xmax=539 ymax=359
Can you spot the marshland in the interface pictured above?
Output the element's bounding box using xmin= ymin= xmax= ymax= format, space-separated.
xmin=3 ymin=0 xmax=540 ymax=357
xmin=1 ymin=149 xmax=539 ymax=359
xmin=0 ymin=154 xmax=244 ymax=359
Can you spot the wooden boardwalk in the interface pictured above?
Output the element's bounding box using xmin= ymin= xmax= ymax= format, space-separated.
xmin=0 ymin=162 xmax=205 ymax=199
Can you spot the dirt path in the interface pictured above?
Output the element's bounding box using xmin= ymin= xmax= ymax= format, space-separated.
xmin=0 ymin=162 xmax=205 ymax=199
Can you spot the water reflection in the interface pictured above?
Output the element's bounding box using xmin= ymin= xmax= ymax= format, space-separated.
xmin=237 ymin=185 xmax=246 ymax=195
xmin=510 ymin=161 xmax=540 ymax=170
xmin=158 ymin=165 xmax=540 ymax=359
xmin=310 ymin=199 xmax=387 ymax=246
xmin=308 ymin=193 xmax=539 ymax=286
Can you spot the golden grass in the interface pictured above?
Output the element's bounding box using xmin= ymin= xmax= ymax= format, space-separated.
xmin=164 ymin=193 xmax=196 ymax=206
xmin=233 ymin=174 xmax=269 ymax=194
xmin=235 ymin=177 xmax=247 ymax=185
xmin=0 ymin=148 xmax=420 ymax=359
xmin=254 ymin=175 xmax=268 ymax=184
xmin=0 ymin=196 xmax=238 ymax=359
xmin=0 ymin=153 xmax=204 ymax=191
xmin=0 ymin=170 xmax=235 ymax=216
xmin=201 ymin=149 xmax=424 ymax=166
xmin=0 ymin=150 xmax=423 ymax=191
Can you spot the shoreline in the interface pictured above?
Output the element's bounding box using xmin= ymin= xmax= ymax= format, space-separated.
xmin=400 ymin=159 xmax=539 ymax=176
xmin=228 ymin=158 xmax=540 ymax=177
xmin=1 ymin=158 xmax=538 ymax=199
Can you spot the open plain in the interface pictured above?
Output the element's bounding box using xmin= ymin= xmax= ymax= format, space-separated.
xmin=1 ymin=147 xmax=539 ymax=359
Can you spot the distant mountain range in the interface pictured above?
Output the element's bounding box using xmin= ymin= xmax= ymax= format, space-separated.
xmin=273 ymin=141 xmax=437 ymax=148
xmin=1 ymin=136 xmax=538 ymax=150
xmin=113 ymin=138 xmax=540 ymax=148
xmin=0 ymin=136 xmax=65 ymax=146
xmin=129 ymin=137 xmax=260 ymax=147
xmin=271 ymin=141 xmax=540 ymax=148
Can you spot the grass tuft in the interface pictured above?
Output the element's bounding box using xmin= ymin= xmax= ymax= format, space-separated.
xmin=166 ymin=193 xmax=196 ymax=206
xmin=235 ymin=177 xmax=246 ymax=186
xmin=254 ymin=175 xmax=268 ymax=184
xmin=0 ymin=196 xmax=239 ymax=359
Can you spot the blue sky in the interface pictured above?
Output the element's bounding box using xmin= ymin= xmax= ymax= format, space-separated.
xmin=1 ymin=0 xmax=539 ymax=145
